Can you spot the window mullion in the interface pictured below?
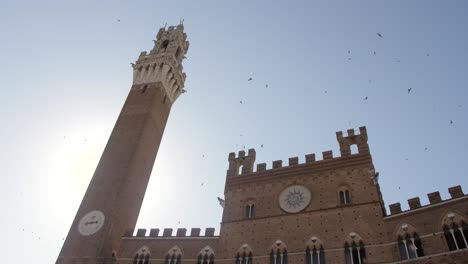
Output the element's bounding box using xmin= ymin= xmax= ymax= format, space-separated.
xmin=450 ymin=229 xmax=460 ymax=250
xmin=410 ymin=238 xmax=418 ymax=257
xmin=459 ymin=227 xmax=468 ymax=248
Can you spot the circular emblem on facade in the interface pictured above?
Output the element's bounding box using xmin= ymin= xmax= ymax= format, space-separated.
xmin=77 ymin=210 xmax=105 ymax=236
xmin=279 ymin=185 xmax=311 ymax=213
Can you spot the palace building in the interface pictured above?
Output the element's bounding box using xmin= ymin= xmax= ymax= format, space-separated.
xmin=57 ymin=25 xmax=468 ymax=264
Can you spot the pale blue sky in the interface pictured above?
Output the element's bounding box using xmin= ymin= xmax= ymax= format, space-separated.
xmin=1 ymin=0 xmax=468 ymax=263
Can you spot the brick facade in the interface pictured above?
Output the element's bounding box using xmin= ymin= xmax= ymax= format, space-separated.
xmin=57 ymin=25 xmax=468 ymax=264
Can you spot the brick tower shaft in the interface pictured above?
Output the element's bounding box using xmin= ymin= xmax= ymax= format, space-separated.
xmin=57 ymin=24 xmax=189 ymax=264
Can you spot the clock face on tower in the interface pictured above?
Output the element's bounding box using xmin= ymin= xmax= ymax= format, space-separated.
xmin=77 ymin=210 xmax=105 ymax=236
xmin=279 ymin=185 xmax=311 ymax=213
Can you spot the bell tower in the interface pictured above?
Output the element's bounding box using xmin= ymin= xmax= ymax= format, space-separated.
xmin=57 ymin=24 xmax=189 ymax=263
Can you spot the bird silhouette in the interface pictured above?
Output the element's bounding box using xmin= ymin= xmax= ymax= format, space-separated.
xmin=117 ymin=19 xmax=120 ymax=22
xmin=364 ymin=96 xmax=368 ymax=100
xmin=425 ymin=147 xmax=428 ymax=151
xmin=265 ymin=84 xmax=268 ymax=88
xmin=377 ymin=32 xmax=383 ymax=38
xmin=408 ymin=88 xmax=412 ymax=94
xmin=181 ymin=89 xmax=187 ymax=93
xmin=248 ymin=77 xmax=253 ymax=81
xmin=450 ymin=120 xmax=454 ymax=125
xmin=261 ymin=144 xmax=263 ymax=148
xmin=373 ymin=51 xmax=376 ymax=55
xmin=348 ymin=50 xmax=351 ymax=54
xmin=348 ymin=58 xmax=352 ymax=61
xmin=240 ymin=100 xmax=243 ymax=104
xmin=426 ymin=53 xmax=430 ymax=57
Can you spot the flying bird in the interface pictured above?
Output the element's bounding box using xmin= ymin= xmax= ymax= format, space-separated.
xmin=408 ymin=88 xmax=412 ymax=94
xmin=377 ymin=32 xmax=383 ymax=38
xmin=348 ymin=58 xmax=352 ymax=61
xmin=426 ymin=53 xmax=430 ymax=57
xmin=425 ymin=147 xmax=428 ymax=151
xmin=201 ymin=182 xmax=205 ymax=186
xmin=265 ymin=84 xmax=268 ymax=88
xmin=450 ymin=120 xmax=454 ymax=125
xmin=181 ymin=89 xmax=187 ymax=93
xmin=261 ymin=144 xmax=263 ymax=148
xmin=117 ymin=19 xmax=120 ymax=22
xmin=240 ymin=100 xmax=243 ymax=104
xmin=248 ymin=77 xmax=253 ymax=81
xmin=217 ymin=197 xmax=225 ymax=208
xmin=373 ymin=51 xmax=376 ymax=55
xmin=348 ymin=50 xmax=351 ymax=54
xmin=364 ymin=96 xmax=368 ymax=100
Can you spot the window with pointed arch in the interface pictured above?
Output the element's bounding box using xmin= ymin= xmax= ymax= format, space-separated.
xmin=270 ymin=240 xmax=287 ymax=264
xmin=197 ymin=246 xmax=215 ymax=264
xmin=165 ymin=246 xmax=182 ymax=264
xmin=398 ymin=232 xmax=424 ymax=260
xmin=133 ymin=253 xmax=150 ymax=264
xmin=133 ymin=246 xmax=150 ymax=264
xmin=344 ymin=233 xmax=366 ymax=264
xmin=305 ymin=236 xmax=325 ymax=264
xmin=245 ymin=203 xmax=255 ymax=219
xmin=444 ymin=221 xmax=468 ymax=251
xmin=236 ymin=252 xmax=252 ymax=264
xmin=236 ymin=244 xmax=253 ymax=264
xmin=339 ymin=190 xmax=351 ymax=205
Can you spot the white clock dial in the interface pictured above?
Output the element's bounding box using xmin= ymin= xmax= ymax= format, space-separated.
xmin=279 ymin=185 xmax=311 ymax=213
xmin=78 ymin=210 xmax=105 ymax=236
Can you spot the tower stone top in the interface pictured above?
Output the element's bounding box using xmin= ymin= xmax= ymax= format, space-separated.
xmin=132 ymin=24 xmax=189 ymax=103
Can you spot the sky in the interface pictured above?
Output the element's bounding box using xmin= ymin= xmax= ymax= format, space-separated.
xmin=1 ymin=0 xmax=468 ymax=263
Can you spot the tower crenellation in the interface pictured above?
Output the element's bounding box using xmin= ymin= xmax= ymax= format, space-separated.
xmin=336 ymin=126 xmax=369 ymax=156
xmin=387 ymin=185 xmax=466 ymax=216
xmin=132 ymin=24 xmax=189 ymax=104
xmin=226 ymin=127 xmax=371 ymax=177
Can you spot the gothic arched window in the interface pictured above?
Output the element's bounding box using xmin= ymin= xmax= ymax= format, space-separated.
xmin=444 ymin=222 xmax=468 ymax=251
xmin=133 ymin=246 xmax=151 ymax=264
xmin=306 ymin=245 xmax=325 ymax=264
xmin=339 ymin=190 xmax=351 ymax=205
xmin=198 ymin=246 xmax=215 ymax=264
xmin=161 ymin=40 xmax=169 ymax=51
xmin=165 ymin=245 xmax=182 ymax=264
xmin=270 ymin=240 xmax=287 ymax=264
xmin=344 ymin=241 xmax=366 ymax=264
xmin=398 ymin=232 xmax=424 ymax=260
xmin=236 ymin=252 xmax=252 ymax=264
xmin=246 ymin=203 xmax=255 ymax=219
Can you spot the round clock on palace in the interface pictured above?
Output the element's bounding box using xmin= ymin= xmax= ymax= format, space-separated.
xmin=77 ymin=210 xmax=105 ymax=236
xmin=278 ymin=185 xmax=311 ymax=213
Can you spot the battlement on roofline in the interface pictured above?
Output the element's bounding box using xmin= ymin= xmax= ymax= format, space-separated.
xmin=226 ymin=127 xmax=370 ymax=177
xmin=387 ymin=185 xmax=467 ymax=217
xmin=122 ymin=227 xmax=218 ymax=239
